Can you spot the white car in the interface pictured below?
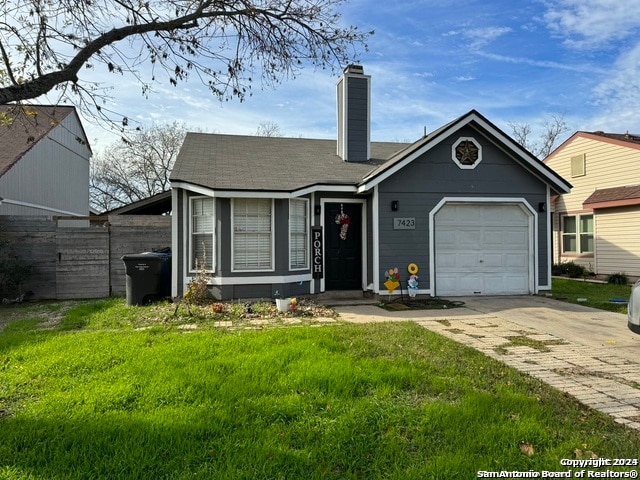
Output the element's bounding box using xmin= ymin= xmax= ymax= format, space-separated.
xmin=629 ymin=280 xmax=640 ymax=334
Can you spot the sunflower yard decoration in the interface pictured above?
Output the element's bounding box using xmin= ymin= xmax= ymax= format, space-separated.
xmin=406 ymin=263 xmax=419 ymax=297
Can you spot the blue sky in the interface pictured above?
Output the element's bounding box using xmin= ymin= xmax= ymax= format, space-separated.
xmin=80 ymin=0 xmax=640 ymax=152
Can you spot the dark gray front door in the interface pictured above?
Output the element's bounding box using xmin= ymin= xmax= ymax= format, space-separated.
xmin=324 ymin=202 xmax=362 ymax=290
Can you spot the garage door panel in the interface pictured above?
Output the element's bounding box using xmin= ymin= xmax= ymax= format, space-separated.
xmin=435 ymin=203 xmax=532 ymax=296
xmin=459 ymin=275 xmax=482 ymax=293
xmin=482 ymin=253 xmax=504 ymax=268
xmin=455 ymin=229 xmax=481 ymax=248
xmin=506 ymin=253 xmax=528 ymax=268
xmin=483 ymin=275 xmax=506 ymax=293
xmin=482 ymin=231 xmax=505 ymax=247
xmin=437 ymin=275 xmax=459 ymax=293
xmin=436 ymin=253 xmax=457 ymax=268
xmin=505 ymin=230 xmax=527 ymax=243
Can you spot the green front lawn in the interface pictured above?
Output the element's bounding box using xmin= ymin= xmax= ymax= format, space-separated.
xmin=550 ymin=278 xmax=632 ymax=314
xmin=1 ymin=299 xmax=638 ymax=479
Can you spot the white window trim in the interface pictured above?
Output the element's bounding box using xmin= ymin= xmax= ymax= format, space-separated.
xmin=189 ymin=196 xmax=215 ymax=273
xmin=561 ymin=213 xmax=594 ymax=255
xmin=231 ymin=198 xmax=275 ymax=273
xmin=289 ymin=198 xmax=310 ymax=271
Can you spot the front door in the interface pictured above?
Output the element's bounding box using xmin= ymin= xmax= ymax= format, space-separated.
xmin=324 ymin=202 xmax=362 ymax=290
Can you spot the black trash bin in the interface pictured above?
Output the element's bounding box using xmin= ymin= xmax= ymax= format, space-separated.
xmin=122 ymin=252 xmax=172 ymax=306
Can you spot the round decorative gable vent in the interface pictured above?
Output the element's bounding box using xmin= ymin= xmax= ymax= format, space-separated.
xmin=452 ymin=137 xmax=482 ymax=169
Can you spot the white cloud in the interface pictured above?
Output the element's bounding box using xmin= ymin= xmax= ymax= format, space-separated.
xmin=476 ymin=51 xmax=605 ymax=74
xmin=465 ymin=26 xmax=513 ymax=49
xmin=544 ymin=0 xmax=640 ymax=49
xmin=591 ymin=43 xmax=640 ymax=113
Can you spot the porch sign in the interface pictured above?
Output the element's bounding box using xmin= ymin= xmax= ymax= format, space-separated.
xmin=311 ymin=226 xmax=323 ymax=279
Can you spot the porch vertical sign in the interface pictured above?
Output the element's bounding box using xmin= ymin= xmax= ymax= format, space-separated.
xmin=311 ymin=226 xmax=323 ymax=279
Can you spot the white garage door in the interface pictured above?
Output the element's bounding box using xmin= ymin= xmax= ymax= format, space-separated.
xmin=435 ymin=203 xmax=531 ymax=296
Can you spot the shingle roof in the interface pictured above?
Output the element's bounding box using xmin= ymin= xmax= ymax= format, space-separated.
xmin=0 ymin=104 xmax=76 ymax=178
xmin=171 ymin=109 xmax=572 ymax=195
xmin=170 ymin=133 xmax=409 ymax=192
xmin=583 ymin=185 xmax=640 ymax=207
xmin=589 ymin=131 xmax=640 ymax=145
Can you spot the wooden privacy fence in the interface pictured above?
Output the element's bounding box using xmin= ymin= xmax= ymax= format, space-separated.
xmin=0 ymin=215 xmax=171 ymax=300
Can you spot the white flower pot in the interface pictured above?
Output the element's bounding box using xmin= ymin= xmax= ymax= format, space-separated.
xmin=275 ymin=298 xmax=290 ymax=312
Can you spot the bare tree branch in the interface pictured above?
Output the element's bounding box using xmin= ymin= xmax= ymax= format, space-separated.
xmin=0 ymin=0 xmax=370 ymax=130
xmin=90 ymin=122 xmax=186 ymax=212
xmin=509 ymin=113 xmax=569 ymax=159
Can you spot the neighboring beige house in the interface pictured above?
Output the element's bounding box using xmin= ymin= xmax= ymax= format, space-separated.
xmin=0 ymin=105 xmax=92 ymax=216
xmin=544 ymin=131 xmax=640 ymax=278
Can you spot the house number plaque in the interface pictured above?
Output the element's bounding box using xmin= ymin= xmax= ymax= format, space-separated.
xmin=393 ymin=218 xmax=416 ymax=230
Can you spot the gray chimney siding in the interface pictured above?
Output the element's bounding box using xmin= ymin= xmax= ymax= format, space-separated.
xmin=337 ymin=67 xmax=371 ymax=162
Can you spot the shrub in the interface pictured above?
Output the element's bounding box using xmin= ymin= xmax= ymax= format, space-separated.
xmin=607 ymin=272 xmax=629 ymax=285
xmin=552 ymin=261 xmax=589 ymax=278
xmin=183 ymin=243 xmax=212 ymax=305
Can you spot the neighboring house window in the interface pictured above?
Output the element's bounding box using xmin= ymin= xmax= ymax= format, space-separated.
xmin=562 ymin=214 xmax=593 ymax=254
xmin=233 ymin=198 xmax=273 ymax=271
xmin=191 ymin=197 xmax=214 ymax=270
xmin=289 ymin=199 xmax=309 ymax=270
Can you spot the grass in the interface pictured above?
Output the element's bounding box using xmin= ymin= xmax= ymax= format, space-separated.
xmin=550 ymin=278 xmax=632 ymax=313
xmin=0 ymin=298 xmax=638 ymax=479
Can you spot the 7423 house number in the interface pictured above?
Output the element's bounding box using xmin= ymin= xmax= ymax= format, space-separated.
xmin=393 ymin=217 xmax=416 ymax=230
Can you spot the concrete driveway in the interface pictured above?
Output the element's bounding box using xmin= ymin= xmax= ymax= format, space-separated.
xmin=335 ymin=295 xmax=640 ymax=429
xmin=336 ymin=295 xmax=640 ymax=362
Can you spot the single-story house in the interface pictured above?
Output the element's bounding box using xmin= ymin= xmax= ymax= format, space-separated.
xmin=170 ymin=65 xmax=571 ymax=300
xmin=544 ymin=131 xmax=640 ymax=278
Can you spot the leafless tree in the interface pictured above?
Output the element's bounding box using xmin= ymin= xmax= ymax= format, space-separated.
xmin=90 ymin=122 xmax=186 ymax=212
xmin=509 ymin=113 xmax=569 ymax=159
xmin=255 ymin=121 xmax=284 ymax=137
xmin=0 ymin=0 xmax=370 ymax=128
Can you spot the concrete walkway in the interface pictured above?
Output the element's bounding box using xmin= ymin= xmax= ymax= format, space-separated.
xmin=334 ymin=296 xmax=640 ymax=431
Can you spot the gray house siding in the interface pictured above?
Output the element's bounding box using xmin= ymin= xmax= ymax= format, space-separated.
xmin=377 ymin=128 xmax=551 ymax=292
xmin=346 ymin=76 xmax=369 ymax=162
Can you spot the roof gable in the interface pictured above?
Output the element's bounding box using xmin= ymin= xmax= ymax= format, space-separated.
xmin=0 ymin=104 xmax=81 ymax=178
xmin=545 ymin=131 xmax=640 ymax=163
xmin=358 ymin=110 xmax=571 ymax=194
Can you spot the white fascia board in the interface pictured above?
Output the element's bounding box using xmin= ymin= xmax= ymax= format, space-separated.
xmin=172 ymin=181 xmax=358 ymax=199
xmin=463 ymin=113 xmax=572 ymax=194
xmin=170 ymin=182 xmax=217 ymax=197
xmin=292 ymin=184 xmax=358 ymax=197
xmin=171 ymin=182 xmax=290 ymax=199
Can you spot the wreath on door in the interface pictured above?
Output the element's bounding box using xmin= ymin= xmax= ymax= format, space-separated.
xmin=335 ymin=204 xmax=350 ymax=240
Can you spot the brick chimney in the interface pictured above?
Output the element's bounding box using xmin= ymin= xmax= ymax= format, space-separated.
xmin=337 ymin=65 xmax=370 ymax=162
